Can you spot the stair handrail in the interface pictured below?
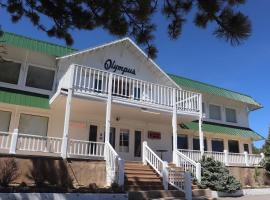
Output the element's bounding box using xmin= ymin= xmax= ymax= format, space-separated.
xmin=104 ymin=142 xmax=125 ymax=187
xmin=142 ymin=141 xmax=164 ymax=175
xmin=174 ymin=150 xmax=201 ymax=183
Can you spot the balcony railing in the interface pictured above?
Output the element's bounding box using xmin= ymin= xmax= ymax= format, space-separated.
xmin=178 ymin=149 xmax=264 ymax=166
xmin=61 ymin=64 xmax=201 ymax=115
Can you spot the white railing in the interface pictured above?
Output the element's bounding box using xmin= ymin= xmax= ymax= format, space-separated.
xmin=142 ymin=141 xmax=163 ymax=175
xmin=70 ymin=64 xmax=201 ymax=114
xmin=178 ymin=149 xmax=201 ymax=162
xmin=68 ymin=139 xmax=105 ymax=158
xmin=104 ymin=142 xmax=124 ymax=187
xmin=248 ymin=153 xmax=264 ymax=166
xmin=174 ymin=150 xmax=201 ymax=182
xmin=178 ymin=149 xmax=264 ymax=167
xmin=0 ymin=131 xmax=12 ymax=150
xmin=204 ymin=151 xmax=225 ymax=163
xmin=17 ymin=134 xmax=62 ymax=154
xmin=228 ymin=152 xmax=246 ymax=165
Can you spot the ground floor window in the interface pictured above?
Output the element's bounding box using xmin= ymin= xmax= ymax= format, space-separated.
xmin=119 ymin=129 xmax=129 ymax=152
xmin=177 ymin=135 xmax=188 ymax=149
xmin=193 ymin=137 xmax=208 ymax=151
xmin=228 ymin=140 xmax=239 ymax=153
xmin=134 ymin=130 xmax=142 ymax=157
xmin=244 ymin=143 xmax=249 ymax=153
xmin=0 ymin=110 xmax=12 ymax=132
xmin=18 ymin=114 xmax=48 ymax=136
xmin=211 ymin=139 xmax=224 ymax=152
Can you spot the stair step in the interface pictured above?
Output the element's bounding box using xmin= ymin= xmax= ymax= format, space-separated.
xmin=127 ymin=185 xmax=164 ymax=191
xmin=126 ymin=177 xmax=162 ymax=183
xmin=126 ymin=173 xmax=159 ymax=178
xmin=128 ymin=190 xmax=185 ymax=200
xmin=125 ymin=167 xmax=154 ymax=171
xmin=125 ymin=170 xmax=157 ymax=175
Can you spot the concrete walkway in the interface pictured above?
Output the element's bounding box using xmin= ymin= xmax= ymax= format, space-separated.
xmin=218 ymin=194 xmax=270 ymax=200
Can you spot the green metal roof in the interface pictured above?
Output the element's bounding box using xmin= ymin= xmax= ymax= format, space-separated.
xmin=0 ymin=31 xmax=77 ymax=57
xmin=169 ymin=74 xmax=262 ymax=110
xmin=0 ymin=88 xmax=49 ymax=109
xmin=181 ymin=121 xmax=264 ymax=141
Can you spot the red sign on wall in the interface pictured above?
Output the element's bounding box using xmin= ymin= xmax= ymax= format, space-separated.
xmin=148 ymin=131 xmax=161 ymax=139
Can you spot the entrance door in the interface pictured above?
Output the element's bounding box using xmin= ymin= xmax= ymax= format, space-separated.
xmin=89 ymin=125 xmax=98 ymax=154
xmin=134 ymin=130 xmax=142 ymax=158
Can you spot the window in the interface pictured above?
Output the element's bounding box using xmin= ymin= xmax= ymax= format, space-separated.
xmin=202 ymin=102 xmax=206 ymax=115
xmin=193 ymin=137 xmax=208 ymax=151
xmin=119 ymin=129 xmax=129 ymax=152
xmin=209 ymin=104 xmax=221 ymax=120
xmin=244 ymin=144 xmax=249 ymax=153
xmin=212 ymin=139 xmax=224 ymax=152
xmin=26 ymin=65 xmax=55 ymax=90
xmin=228 ymin=140 xmax=239 ymax=153
xmin=18 ymin=114 xmax=48 ymax=136
xmin=0 ymin=110 xmax=11 ymax=132
xmin=177 ymin=135 xmax=188 ymax=149
xmin=226 ymin=108 xmax=237 ymax=123
xmin=0 ymin=60 xmax=21 ymax=84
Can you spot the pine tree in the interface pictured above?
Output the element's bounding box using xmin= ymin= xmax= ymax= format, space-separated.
xmin=0 ymin=0 xmax=251 ymax=58
xmin=200 ymin=157 xmax=241 ymax=193
xmin=262 ymin=126 xmax=270 ymax=156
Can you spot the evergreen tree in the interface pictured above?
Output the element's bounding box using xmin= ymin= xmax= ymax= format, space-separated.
xmin=0 ymin=0 xmax=251 ymax=58
xmin=200 ymin=157 xmax=241 ymax=193
xmin=262 ymin=127 xmax=270 ymax=156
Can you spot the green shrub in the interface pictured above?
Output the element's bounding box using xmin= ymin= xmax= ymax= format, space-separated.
xmin=199 ymin=156 xmax=241 ymax=193
xmin=261 ymin=157 xmax=270 ymax=174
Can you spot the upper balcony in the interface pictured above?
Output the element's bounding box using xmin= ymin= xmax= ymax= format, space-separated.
xmin=57 ymin=64 xmax=202 ymax=116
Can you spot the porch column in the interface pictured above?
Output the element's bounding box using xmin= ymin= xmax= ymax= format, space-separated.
xmin=105 ymin=73 xmax=113 ymax=143
xmin=199 ymin=94 xmax=204 ymax=155
xmin=61 ymin=65 xmax=75 ymax=159
xmin=172 ymin=88 xmax=178 ymax=163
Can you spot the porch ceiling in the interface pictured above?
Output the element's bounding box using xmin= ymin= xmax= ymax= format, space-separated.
xmin=180 ymin=120 xmax=264 ymax=141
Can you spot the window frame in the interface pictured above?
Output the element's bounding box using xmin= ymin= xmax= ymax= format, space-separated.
xmin=0 ymin=109 xmax=12 ymax=132
xmin=192 ymin=137 xmax=208 ymax=151
xmin=23 ymin=63 xmax=56 ymax=94
xmin=0 ymin=57 xmax=24 ymax=88
xmin=209 ymin=104 xmax=222 ymax=121
xmin=211 ymin=138 xmax=224 ymax=152
xmin=228 ymin=140 xmax=240 ymax=153
xmin=225 ymin=107 xmax=237 ymax=123
xmin=119 ymin=129 xmax=130 ymax=153
xmin=177 ymin=134 xmax=188 ymax=150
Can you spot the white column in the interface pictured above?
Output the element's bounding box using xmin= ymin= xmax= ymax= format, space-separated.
xmin=142 ymin=141 xmax=147 ymax=165
xmin=172 ymin=88 xmax=178 ymax=163
xmin=195 ymin=162 xmax=201 ymax=183
xmin=244 ymin=151 xmax=249 ymax=166
xmin=117 ymin=157 xmax=125 ymax=187
xmin=9 ymin=129 xmax=19 ymax=154
xmin=61 ymin=65 xmax=75 ymax=159
xmin=162 ymin=161 xmax=169 ymax=190
xmin=105 ymin=73 xmax=113 ymax=143
xmin=199 ymin=117 xmax=204 ymax=155
xmin=224 ymin=149 xmax=229 ymax=166
xmin=184 ymin=172 xmax=192 ymax=200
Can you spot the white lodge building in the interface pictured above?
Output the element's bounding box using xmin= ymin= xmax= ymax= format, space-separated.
xmin=0 ymin=32 xmax=265 ymax=188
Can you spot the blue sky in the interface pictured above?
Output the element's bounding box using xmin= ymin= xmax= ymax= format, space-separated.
xmin=0 ymin=1 xmax=269 ymax=147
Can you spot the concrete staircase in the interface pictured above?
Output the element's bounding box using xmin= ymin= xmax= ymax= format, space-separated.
xmin=125 ymin=161 xmax=212 ymax=200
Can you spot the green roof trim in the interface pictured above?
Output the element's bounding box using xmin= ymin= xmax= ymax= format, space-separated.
xmin=169 ymin=74 xmax=262 ymax=110
xmin=0 ymin=31 xmax=77 ymax=57
xmin=0 ymin=88 xmax=49 ymax=109
xmin=181 ymin=121 xmax=264 ymax=141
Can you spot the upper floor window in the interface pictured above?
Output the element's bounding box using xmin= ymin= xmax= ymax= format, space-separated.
xmin=202 ymin=102 xmax=206 ymax=115
xmin=26 ymin=65 xmax=55 ymax=91
xmin=209 ymin=104 xmax=221 ymax=120
xmin=0 ymin=60 xmax=21 ymax=85
xmin=225 ymin=108 xmax=237 ymax=123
